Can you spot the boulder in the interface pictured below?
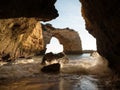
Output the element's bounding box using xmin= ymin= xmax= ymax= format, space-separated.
xmin=41 ymin=52 xmax=69 ymax=65
xmin=41 ymin=63 xmax=60 ymax=73
xmin=1 ymin=53 xmax=12 ymax=62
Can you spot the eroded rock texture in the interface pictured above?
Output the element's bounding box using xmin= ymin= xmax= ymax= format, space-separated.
xmin=0 ymin=18 xmax=44 ymax=60
xmin=0 ymin=0 xmax=58 ymax=21
xmin=80 ymin=0 xmax=120 ymax=71
xmin=42 ymin=24 xmax=82 ymax=54
xmin=0 ymin=0 xmax=58 ymax=60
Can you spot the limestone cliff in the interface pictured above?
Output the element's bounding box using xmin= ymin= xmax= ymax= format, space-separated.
xmin=0 ymin=18 xmax=44 ymax=60
xmin=80 ymin=0 xmax=120 ymax=71
xmin=0 ymin=0 xmax=58 ymax=60
xmin=42 ymin=24 xmax=82 ymax=54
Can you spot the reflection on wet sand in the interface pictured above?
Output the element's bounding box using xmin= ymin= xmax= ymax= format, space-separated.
xmin=0 ymin=74 xmax=99 ymax=90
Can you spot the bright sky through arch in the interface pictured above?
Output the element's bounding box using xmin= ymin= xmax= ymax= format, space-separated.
xmin=42 ymin=0 xmax=97 ymax=50
xmin=45 ymin=37 xmax=63 ymax=54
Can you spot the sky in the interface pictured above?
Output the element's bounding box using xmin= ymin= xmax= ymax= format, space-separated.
xmin=45 ymin=37 xmax=64 ymax=54
xmin=42 ymin=0 xmax=96 ymax=50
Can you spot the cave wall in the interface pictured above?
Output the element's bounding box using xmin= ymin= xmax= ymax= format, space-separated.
xmin=42 ymin=24 xmax=82 ymax=54
xmin=0 ymin=0 xmax=58 ymax=21
xmin=0 ymin=18 xmax=44 ymax=60
xmin=80 ymin=0 xmax=120 ymax=71
xmin=0 ymin=0 xmax=58 ymax=60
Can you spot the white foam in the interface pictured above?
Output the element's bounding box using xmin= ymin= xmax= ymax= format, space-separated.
xmin=0 ymin=56 xmax=43 ymax=79
xmin=61 ymin=52 xmax=111 ymax=75
xmin=0 ymin=52 xmax=111 ymax=80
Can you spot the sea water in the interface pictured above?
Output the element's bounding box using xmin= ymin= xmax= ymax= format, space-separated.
xmin=0 ymin=52 xmax=112 ymax=90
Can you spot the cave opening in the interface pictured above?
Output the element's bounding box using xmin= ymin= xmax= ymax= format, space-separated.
xmin=42 ymin=0 xmax=97 ymax=51
xmin=1 ymin=1 xmax=118 ymax=89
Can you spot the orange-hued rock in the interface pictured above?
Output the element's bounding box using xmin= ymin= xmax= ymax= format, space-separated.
xmin=42 ymin=24 xmax=82 ymax=54
xmin=0 ymin=0 xmax=59 ymax=60
xmin=80 ymin=0 xmax=120 ymax=71
xmin=0 ymin=18 xmax=44 ymax=60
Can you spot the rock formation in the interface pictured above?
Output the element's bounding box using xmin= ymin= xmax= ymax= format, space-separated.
xmin=0 ymin=18 xmax=44 ymax=60
xmin=80 ymin=0 xmax=120 ymax=71
xmin=0 ymin=0 xmax=120 ymax=72
xmin=41 ymin=52 xmax=69 ymax=73
xmin=41 ymin=63 xmax=60 ymax=73
xmin=0 ymin=0 xmax=58 ymax=21
xmin=0 ymin=0 xmax=58 ymax=60
xmin=41 ymin=52 xmax=69 ymax=65
xmin=42 ymin=24 xmax=83 ymax=54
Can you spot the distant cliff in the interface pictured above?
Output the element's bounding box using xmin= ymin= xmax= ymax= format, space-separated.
xmin=42 ymin=24 xmax=82 ymax=54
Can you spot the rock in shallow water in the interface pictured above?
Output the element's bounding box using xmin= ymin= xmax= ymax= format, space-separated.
xmin=41 ymin=52 xmax=69 ymax=73
xmin=41 ymin=52 xmax=69 ymax=65
xmin=41 ymin=63 xmax=60 ymax=73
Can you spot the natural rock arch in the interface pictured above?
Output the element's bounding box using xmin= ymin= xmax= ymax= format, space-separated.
xmin=42 ymin=24 xmax=82 ymax=54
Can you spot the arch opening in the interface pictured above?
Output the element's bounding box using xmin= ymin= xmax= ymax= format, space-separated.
xmin=45 ymin=37 xmax=63 ymax=54
xmin=42 ymin=0 xmax=97 ymax=51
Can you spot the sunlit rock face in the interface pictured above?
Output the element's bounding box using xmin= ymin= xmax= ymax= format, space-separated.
xmin=0 ymin=0 xmax=58 ymax=21
xmin=80 ymin=0 xmax=120 ymax=71
xmin=42 ymin=24 xmax=82 ymax=54
xmin=0 ymin=18 xmax=44 ymax=60
xmin=0 ymin=0 xmax=58 ymax=60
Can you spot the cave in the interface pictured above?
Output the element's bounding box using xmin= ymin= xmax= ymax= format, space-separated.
xmin=0 ymin=0 xmax=120 ymax=72
xmin=0 ymin=0 xmax=120 ymax=89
